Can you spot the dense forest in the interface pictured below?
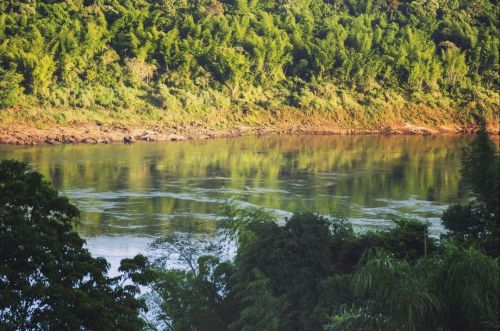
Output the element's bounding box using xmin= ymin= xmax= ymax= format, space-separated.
xmin=0 ymin=0 xmax=498 ymax=127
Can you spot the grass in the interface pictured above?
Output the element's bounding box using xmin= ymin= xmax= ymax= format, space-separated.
xmin=1 ymin=83 xmax=498 ymax=131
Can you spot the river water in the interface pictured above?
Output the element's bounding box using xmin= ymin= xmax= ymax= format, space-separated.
xmin=0 ymin=135 xmax=471 ymax=271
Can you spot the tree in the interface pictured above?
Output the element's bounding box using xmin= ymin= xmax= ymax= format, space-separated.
xmin=228 ymin=269 xmax=286 ymax=331
xmin=441 ymin=204 xmax=489 ymax=241
xmin=131 ymin=205 xmax=498 ymax=330
xmin=144 ymin=257 xmax=232 ymax=331
xmin=329 ymin=243 xmax=499 ymax=331
xmin=461 ymin=129 xmax=499 ymax=216
xmin=0 ymin=160 xmax=145 ymax=330
xmin=441 ymin=46 xmax=468 ymax=89
xmin=442 ymin=129 xmax=499 ymax=255
xmin=232 ymin=213 xmax=334 ymax=331
xmin=0 ymin=0 xmax=498 ymax=121
xmin=125 ymin=57 xmax=156 ymax=86
xmin=0 ymin=69 xmax=23 ymax=109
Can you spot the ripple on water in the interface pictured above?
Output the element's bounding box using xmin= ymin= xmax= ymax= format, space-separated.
xmin=0 ymin=134 xmax=470 ymax=273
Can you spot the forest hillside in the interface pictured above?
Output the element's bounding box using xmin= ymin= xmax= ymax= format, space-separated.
xmin=0 ymin=0 xmax=498 ymax=134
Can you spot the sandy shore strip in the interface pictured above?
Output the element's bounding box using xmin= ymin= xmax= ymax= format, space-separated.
xmin=0 ymin=121 xmax=497 ymax=145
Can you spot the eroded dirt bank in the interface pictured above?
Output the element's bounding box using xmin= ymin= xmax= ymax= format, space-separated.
xmin=0 ymin=121 xmax=497 ymax=145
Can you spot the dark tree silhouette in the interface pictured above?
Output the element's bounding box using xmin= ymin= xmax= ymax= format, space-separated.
xmin=0 ymin=160 xmax=145 ymax=330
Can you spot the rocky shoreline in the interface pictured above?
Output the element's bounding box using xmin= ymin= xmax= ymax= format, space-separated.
xmin=0 ymin=122 xmax=497 ymax=145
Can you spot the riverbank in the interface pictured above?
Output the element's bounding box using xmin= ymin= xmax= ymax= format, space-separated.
xmin=1 ymin=103 xmax=498 ymax=145
xmin=1 ymin=121 xmax=495 ymax=145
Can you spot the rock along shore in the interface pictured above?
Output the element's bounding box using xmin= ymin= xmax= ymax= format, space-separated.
xmin=0 ymin=122 xmax=497 ymax=145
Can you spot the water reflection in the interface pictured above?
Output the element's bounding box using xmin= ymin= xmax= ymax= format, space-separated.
xmin=0 ymin=135 xmax=470 ymax=240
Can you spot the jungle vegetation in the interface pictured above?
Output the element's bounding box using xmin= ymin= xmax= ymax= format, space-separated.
xmin=0 ymin=0 xmax=498 ymax=127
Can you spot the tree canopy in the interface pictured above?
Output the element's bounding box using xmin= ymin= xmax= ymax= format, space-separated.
xmin=128 ymin=209 xmax=499 ymax=330
xmin=0 ymin=160 xmax=145 ymax=330
xmin=0 ymin=0 xmax=498 ymax=124
xmin=442 ymin=129 xmax=499 ymax=255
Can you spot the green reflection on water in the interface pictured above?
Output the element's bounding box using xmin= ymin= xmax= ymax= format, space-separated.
xmin=0 ymin=135 xmax=470 ymax=237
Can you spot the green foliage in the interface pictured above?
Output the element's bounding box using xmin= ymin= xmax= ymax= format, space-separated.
xmin=228 ymin=269 xmax=286 ymax=331
xmin=441 ymin=46 xmax=469 ymax=89
xmin=432 ymin=242 xmax=500 ymax=330
xmin=442 ymin=130 xmax=499 ymax=255
xmin=0 ymin=160 xmax=145 ymax=330
xmin=135 ymin=209 xmax=499 ymax=330
xmin=232 ymin=213 xmax=335 ymax=330
xmin=0 ymin=0 xmax=498 ymax=121
xmin=132 ymin=134 xmax=499 ymax=329
xmin=148 ymin=257 xmax=232 ymax=331
xmin=137 ymin=212 xmax=447 ymax=330
xmin=350 ymin=250 xmax=439 ymax=331
xmin=331 ymin=243 xmax=499 ymax=331
xmin=0 ymin=69 xmax=23 ymax=109
xmin=331 ymin=218 xmax=435 ymax=274
xmin=442 ymin=204 xmax=489 ymax=240
xmin=461 ymin=130 xmax=500 ymax=215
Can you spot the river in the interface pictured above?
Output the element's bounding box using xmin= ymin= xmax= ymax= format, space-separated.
xmin=0 ymin=135 xmax=471 ymax=272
